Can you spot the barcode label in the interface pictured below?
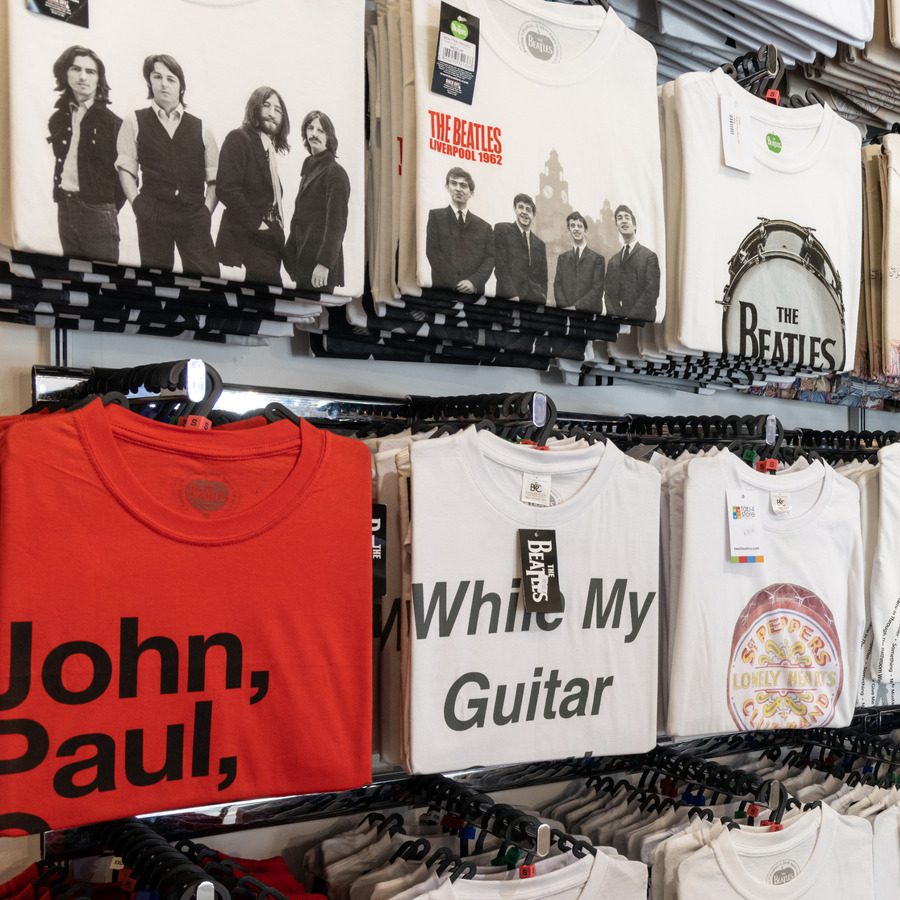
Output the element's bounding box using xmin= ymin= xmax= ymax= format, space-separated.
xmin=438 ymin=33 xmax=476 ymax=71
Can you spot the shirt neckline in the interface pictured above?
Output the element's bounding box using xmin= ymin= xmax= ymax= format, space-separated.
xmin=466 ymin=0 xmax=625 ymax=87
xmin=711 ymin=68 xmax=836 ymax=174
xmin=710 ymin=804 xmax=835 ymax=900
xmin=75 ymin=400 xmax=325 ymax=544
xmin=456 ymin=425 xmax=623 ymax=525
xmin=718 ymin=449 xmax=833 ymax=533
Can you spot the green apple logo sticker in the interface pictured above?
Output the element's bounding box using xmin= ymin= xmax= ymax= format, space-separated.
xmin=451 ymin=18 xmax=469 ymax=40
xmin=766 ymin=133 xmax=782 ymax=154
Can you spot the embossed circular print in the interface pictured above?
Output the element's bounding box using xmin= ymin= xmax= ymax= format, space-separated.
xmin=727 ymin=583 xmax=843 ymax=730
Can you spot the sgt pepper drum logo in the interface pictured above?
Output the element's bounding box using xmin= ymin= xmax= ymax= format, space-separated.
xmin=727 ymin=583 xmax=843 ymax=730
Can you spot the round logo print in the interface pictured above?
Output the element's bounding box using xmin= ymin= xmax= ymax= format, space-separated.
xmin=450 ymin=19 xmax=469 ymax=40
xmin=517 ymin=22 xmax=560 ymax=62
xmin=727 ymin=583 xmax=843 ymax=730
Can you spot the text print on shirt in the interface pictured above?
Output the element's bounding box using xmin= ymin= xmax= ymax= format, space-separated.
xmin=410 ymin=577 xmax=655 ymax=731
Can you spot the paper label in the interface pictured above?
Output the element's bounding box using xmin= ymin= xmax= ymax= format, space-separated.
xmin=372 ymin=504 xmax=387 ymax=600
xmin=518 ymin=529 xmax=564 ymax=614
xmin=26 ymin=0 xmax=89 ymax=27
xmin=720 ymin=95 xmax=754 ymax=174
xmin=521 ymin=472 xmax=551 ymax=507
xmin=726 ymin=490 xmax=765 ymax=563
xmin=431 ymin=2 xmax=479 ymax=105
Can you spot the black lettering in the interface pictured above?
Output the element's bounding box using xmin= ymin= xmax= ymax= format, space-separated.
xmin=0 ymin=719 xmax=48 ymax=774
xmin=412 ymin=581 xmax=470 ymax=639
xmin=119 ymin=618 xmax=179 ymax=699
xmin=559 ymin=678 xmax=589 ymax=719
xmin=582 ymin=579 xmax=626 ymax=630
xmin=536 ymin=592 xmax=564 ymax=632
xmin=377 ymin=596 xmax=402 ymax=653
xmin=739 ymin=302 xmax=759 ymax=357
xmin=444 ymin=672 xmax=488 ymax=731
xmin=505 ymin=579 xmax=521 ymax=632
xmin=42 ymin=641 xmax=112 ymax=705
xmin=821 ymin=338 xmax=837 ymax=370
xmin=249 ymin=670 xmax=269 ymax=704
xmin=191 ymin=700 xmax=212 ymax=777
xmin=591 ymin=676 xmax=615 ymax=714
xmin=218 ymin=755 xmax=237 ymax=790
xmin=124 ymin=724 xmax=184 ymax=786
xmin=0 ymin=622 xmax=32 ymax=711
xmin=543 ymin=669 xmax=562 ymax=720
xmin=468 ymin=582 xmax=501 ymax=635
xmin=492 ymin=682 xmax=524 ymax=726
xmin=187 ymin=633 xmax=243 ymax=692
xmin=626 ymin=592 xmax=656 ymax=643
xmin=526 ymin=667 xmax=543 ymax=721
xmin=54 ymin=733 xmax=116 ymax=799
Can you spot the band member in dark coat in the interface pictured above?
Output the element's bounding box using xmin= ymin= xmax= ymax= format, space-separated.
xmin=47 ymin=45 xmax=124 ymax=262
xmin=554 ymin=211 xmax=605 ymax=312
xmin=284 ymin=110 xmax=350 ymax=292
xmin=216 ymin=86 xmax=289 ymax=285
xmin=493 ymin=193 xmax=547 ymax=303
xmin=115 ymin=54 xmax=220 ymax=276
xmin=604 ymin=204 xmax=660 ymax=321
xmin=425 ymin=167 xmax=494 ymax=295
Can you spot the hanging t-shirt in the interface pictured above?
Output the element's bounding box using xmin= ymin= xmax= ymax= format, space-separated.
xmin=672 ymin=69 xmax=862 ymax=373
xmin=406 ymin=427 xmax=661 ymax=773
xmin=412 ymin=0 xmax=666 ymax=322
xmin=0 ymin=402 xmax=372 ymax=833
xmin=2 ymin=0 xmax=364 ymax=295
xmin=667 ymin=450 xmax=865 ymax=737
xmin=676 ymin=803 xmax=875 ymax=899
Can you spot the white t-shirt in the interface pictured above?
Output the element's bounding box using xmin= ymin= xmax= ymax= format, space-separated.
xmin=672 ymin=69 xmax=862 ymax=373
xmin=676 ymin=803 xmax=875 ymax=899
xmin=3 ymin=0 xmax=365 ymax=295
xmin=413 ymin=850 xmax=647 ymax=899
xmin=407 ymin=427 xmax=661 ymax=772
xmin=667 ymin=450 xmax=865 ymax=737
xmin=867 ymin=444 xmax=900 ymax=682
xmin=412 ymin=0 xmax=666 ymax=321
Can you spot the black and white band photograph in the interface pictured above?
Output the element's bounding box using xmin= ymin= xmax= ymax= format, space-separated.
xmin=9 ymin=0 xmax=364 ymax=295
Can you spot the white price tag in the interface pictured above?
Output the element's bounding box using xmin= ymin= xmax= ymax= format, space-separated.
xmin=726 ymin=490 xmax=765 ymax=563
xmin=720 ymin=95 xmax=754 ymax=174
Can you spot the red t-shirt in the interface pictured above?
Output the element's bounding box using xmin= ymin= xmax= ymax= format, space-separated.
xmin=0 ymin=401 xmax=372 ymax=833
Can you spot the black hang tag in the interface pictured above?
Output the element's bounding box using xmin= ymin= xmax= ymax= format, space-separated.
xmin=372 ymin=504 xmax=387 ymax=600
xmin=26 ymin=0 xmax=89 ymax=27
xmin=431 ymin=2 xmax=480 ymax=105
xmin=518 ymin=529 xmax=564 ymax=615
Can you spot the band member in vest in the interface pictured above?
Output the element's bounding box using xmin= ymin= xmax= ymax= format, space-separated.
xmin=115 ymin=54 xmax=219 ymax=276
xmin=216 ymin=87 xmax=289 ymax=285
xmin=284 ymin=110 xmax=350 ymax=292
xmin=554 ymin=211 xmax=605 ymax=312
xmin=493 ymin=193 xmax=547 ymax=303
xmin=604 ymin=204 xmax=660 ymax=321
xmin=47 ymin=45 xmax=124 ymax=263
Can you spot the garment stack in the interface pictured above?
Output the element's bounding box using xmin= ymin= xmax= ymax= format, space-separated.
xmin=563 ymin=65 xmax=865 ymax=395
xmin=789 ymin=0 xmax=900 ymax=132
xmin=313 ymin=0 xmax=667 ymax=371
xmin=0 ymin=0 xmax=365 ymax=343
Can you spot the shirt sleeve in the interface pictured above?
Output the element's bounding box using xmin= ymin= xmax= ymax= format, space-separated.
xmin=202 ymin=123 xmax=219 ymax=182
xmin=115 ymin=111 xmax=140 ymax=178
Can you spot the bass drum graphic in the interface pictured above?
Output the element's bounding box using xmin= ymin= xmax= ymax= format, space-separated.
xmin=720 ymin=218 xmax=845 ymax=371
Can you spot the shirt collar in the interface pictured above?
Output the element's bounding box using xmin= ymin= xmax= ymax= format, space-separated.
xmin=259 ymin=132 xmax=274 ymax=152
xmin=69 ymin=97 xmax=95 ymax=114
xmin=152 ymin=100 xmax=184 ymax=121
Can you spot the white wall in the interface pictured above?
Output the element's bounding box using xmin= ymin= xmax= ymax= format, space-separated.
xmin=0 ymin=323 xmax=880 ymax=431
